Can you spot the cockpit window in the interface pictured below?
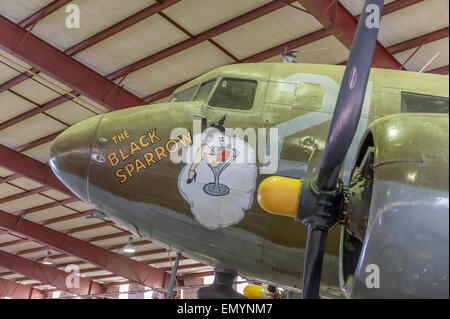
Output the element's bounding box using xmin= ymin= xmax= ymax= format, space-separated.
xmin=401 ymin=91 xmax=449 ymax=114
xmin=209 ymin=78 xmax=257 ymax=110
xmin=194 ymin=79 xmax=216 ymax=102
xmin=170 ymin=85 xmax=198 ymax=102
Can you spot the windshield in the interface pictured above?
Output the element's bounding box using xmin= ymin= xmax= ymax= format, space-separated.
xmin=209 ymin=78 xmax=257 ymax=110
xmin=193 ymin=79 xmax=216 ymax=102
xmin=170 ymin=85 xmax=198 ymax=102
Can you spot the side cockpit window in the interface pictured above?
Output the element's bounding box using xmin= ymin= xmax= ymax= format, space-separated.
xmin=170 ymin=85 xmax=198 ymax=102
xmin=401 ymin=91 xmax=449 ymax=114
xmin=194 ymin=79 xmax=216 ymax=102
xmin=209 ymin=78 xmax=257 ymax=110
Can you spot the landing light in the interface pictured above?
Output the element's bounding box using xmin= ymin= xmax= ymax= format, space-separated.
xmin=123 ymin=237 xmax=136 ymax=254
xmin=257 ymin=176 xmax=302 ymax=218
xmin=42 ymin=251 xmax=53 ymax=265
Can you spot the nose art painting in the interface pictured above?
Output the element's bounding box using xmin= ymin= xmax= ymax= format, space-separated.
xmin=178 ymin=115 xmax=257 ymax=229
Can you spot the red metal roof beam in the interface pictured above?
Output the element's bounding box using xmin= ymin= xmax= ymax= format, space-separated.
xmin=0 ymin=249 xmax=104 ymax=295
xmin=0 ymin=144 xmax=72 ymax=196
xmin=387 ymin=27 xmax=449 ymax=54
xmin=143 ymin=27 xmax=332 ymax=102
xmin=18 ymin=0 xmax=73 ymax=29
xmin=0 ymin=209 xmax=167 ymax=289
xmin=0 ymin=173 xmax=21 ymax=184
xmin=65 ymin=0 xmax=181 ymax=56
xmin=0 ymin=277 xmax=46 ymax=299
xmin=296 ymin=0 xmax=403 ymax=69
xmin=106 ymin=0 xmax=297 ymax=80
xmin=14 ymin=131 xmax=63 ymax=153
xmin=355 ymin=0 xmax=424 ymax=19
xmin=427 ymin=65 xmax=449 ymax=75
xmin=0 ymin=15 xmax=146 ymax=110
xmin=0 ymin=0 xmax=181 ymax=95
xmin=0 ymin=185 xmax=51 ymax=204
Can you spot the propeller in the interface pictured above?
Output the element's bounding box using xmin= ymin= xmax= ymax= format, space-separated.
xmin=257 ymin=0 xmax=384 ymax=298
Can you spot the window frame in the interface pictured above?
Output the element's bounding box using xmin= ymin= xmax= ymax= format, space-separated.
xmin=206 ymin=76 xmax=259 ymax=112
xmin=400 ymin=91 xmax=449 ymax=114
xmin=169 ymin=84 xmax=200 ymax=102
xmin=193 ymin=78 xmax=218 ymax=102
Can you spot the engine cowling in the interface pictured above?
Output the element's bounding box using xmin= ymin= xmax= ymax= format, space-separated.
xmin=340 ymin=113 xmax=449 ymax=298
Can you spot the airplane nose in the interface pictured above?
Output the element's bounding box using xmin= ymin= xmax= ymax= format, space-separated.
xmin=49 ymin=114 xmax=103 ymax=202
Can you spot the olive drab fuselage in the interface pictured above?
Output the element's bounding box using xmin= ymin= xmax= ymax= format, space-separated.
xmin=49 ymin=63 xmax=449 ymax=298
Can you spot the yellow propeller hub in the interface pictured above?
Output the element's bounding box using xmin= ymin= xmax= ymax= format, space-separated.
xmin=243 ymin=285 xmax=263 ymax=299
xmin=257 ymin=176 xmax=302 ymax=218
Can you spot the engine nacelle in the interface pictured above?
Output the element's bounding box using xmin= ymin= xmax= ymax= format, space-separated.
xmin=340 ymin=113 xmax=449 ymax=298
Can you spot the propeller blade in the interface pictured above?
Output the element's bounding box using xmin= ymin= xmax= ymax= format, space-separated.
xmin=302 ymin=227 xmax=328 ymax=298
xmin=317 ymin=0 xmax=384 ymax=191
xmin=300 ymin=0 xmax=384 ymax=298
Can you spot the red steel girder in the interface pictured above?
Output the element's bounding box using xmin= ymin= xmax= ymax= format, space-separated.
xmin=0 ymin=69 xmax=36 ymax=94
xmin=6 ymin=240 xmax=150 ymax=276
xmin=161 ymin=262 xmax=204 ymax=272
xmin=40 ymin=209 xmax=96 ymax=225
xmin=387 ymin=27 xmax=449 ymax=54
xmin=65 ymin=0 xmax=181 ymax=56
xmin=15 ymin=197 xmax=79 ymax=217
xmin=3 ymin=220 xmax=129 ymax=257
xmin=12 ymin=198 xmax=77 ymax=217
xmin=0 ymin=238 xmax=29 ymax=248
xmin=0 ymin=147 xmax=157 ymax=285
xmin=0 ymin=249 xmax=104 ymax=295
xmin=78 ymin=256 xmax=189 ymax=275
xmin=18 ymin=0 xmax=72 ymax=29
xmin=0 ymin=185 xmax=50 ymax=204
xmin=143 ymin=27 xmax=333 ymax=103
xmin=427 ymin=65 xmax=449 ymax=75
xmin=143 ymin=82 xmax=187 ymax=103
xmin=382 ymin=0 xmax=424 ymax=15
xmin=35 ymin=247 xmax=167 ymax=265
xmin=241 ymin=27 xmax=332 ymax=63
xmin=8 ymin=227 xmax=136 ymax=260
xmin=0 ymin=93 xmax=78 ymax=131
xmin=0 ymin=277 xmax=45 ymax=299
xmin=64 ymin=220 xmax=114 ymax=234
xmin=296 ymin=0 xmax=403 ymax=69
xmin=0 ymin=174 xmax=21 ymax=184
xmin=0 ymin=0 xmax=180 ymax=95
xmin=178 ymin=271 xmax=214 ymax=280
xmin=356 ymin=0 xmax=425 ymax=18
xmin=0 ymin=15 xmax=146 ymax=110
xmin=15 ymin=131 xmax=63 ymax=153
xmin=0 ymin=144 xmax=71 ymax=196
xmin=0 ymin=210 xmax=167 ymax=288
xmin=0 ymin=0 xmax=297 ymax=148
xmin=86 ymin=231 xmax=129 ymax=242
xmin=106 ymin=0 xmax=296 ymax=80
xmin=0 ymin=0 xmax=64 ymax=104
xmin=157 ymin=11 xmax=240 ymax=63
xmin=93 ymin=262 xmax=206 ymax=281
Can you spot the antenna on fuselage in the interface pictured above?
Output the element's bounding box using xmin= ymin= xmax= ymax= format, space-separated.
xmin=419 ymin=51 xmax=440 ymax=72
xmin=282 ymin=50 xmax=298 ymax=63
xmin=282 ymin=47 xmax=328 ymax=63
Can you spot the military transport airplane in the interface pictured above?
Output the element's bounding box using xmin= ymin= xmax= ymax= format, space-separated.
xmin=49 ymin=0 xmax=448 ymax=298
